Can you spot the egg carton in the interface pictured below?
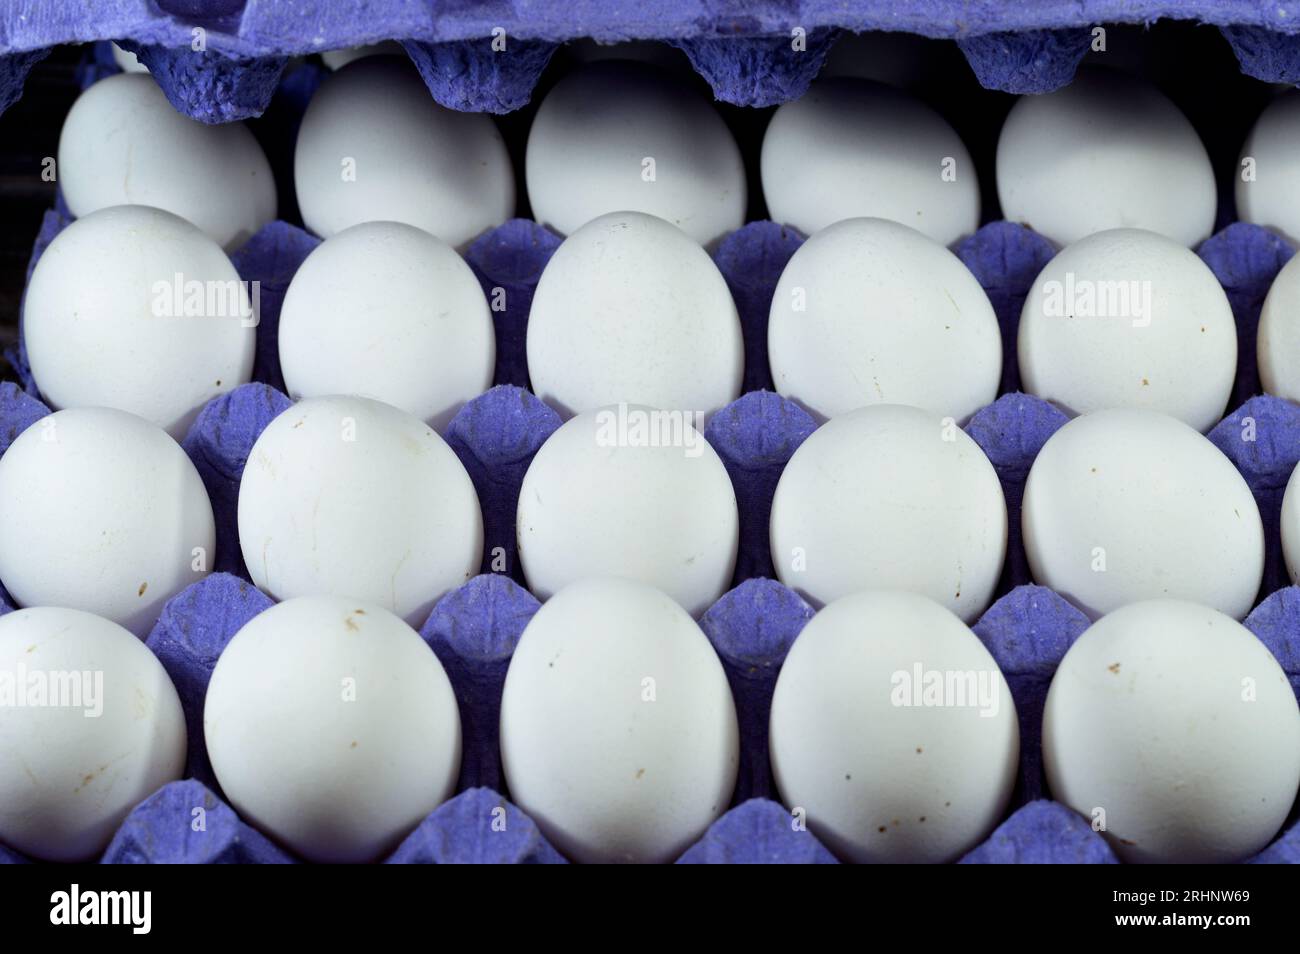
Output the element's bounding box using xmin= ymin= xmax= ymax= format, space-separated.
xmin=6 ymin=6 xmax=1300 ymax=865
xmin=4 ymin=190 xmax=1300 ymax=861
xmin=6 ymin=1 xmax=1300 ymax=124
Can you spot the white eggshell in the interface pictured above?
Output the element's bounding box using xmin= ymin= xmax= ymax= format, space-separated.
xmin=1022 ymin=409 xmax=1263 ymax=620
xmin=319 ymin=43 xmax=404 ymax=70
xmin=23 ymin=204 xmax=257 ymax=438
xmin=58 ymin=73 xmax=275 ymax=250
xmin=1043 ymin=599 xmax=1300 ymax=863
xmin=0 ymin=607 xmax=186 ymax=861
xmin=770 ymin=404 xmax=1007 ymax=623
xmin=526 ymin=211 xmax=743 ymax=419
xmin=204 ymin=596 xmax=461 ymax=863
xmin=499 ymin=577 xmax=738 ymax=863
xmin=768 ymin=217 xmax=1001 ymax=422
xmin=761 ymin=78 xmax=980 ymax=246
xmin=1018 ymin=228 xmax=1236 ymax=432
xmin=1237 ymin=91 xmax=1300 ymax=245
xmin=1279 ymin=461 xmax=1300 ymax=584
xmin=517 ymin=406 xmax=738 ymax=616
xmin=526 ymin=60 xmax=746 ymax=247
xmin=110 ymin=42 xmax=149 ymax=74
xmin=294 ymin=56 xmax=514 ymax=248
xmin=278 ymin=221 xmax=494 ymax=432
xmin=0 ymin=407 xmax=215 ymax=637
xmin=237 ymin=395 xmax=482 ymax=626
xmin=996 ymin=68 xmax=1215 ymax=248
xmin=770 ymin=590 xmax=1019 ymax=864
xmin=1257 ymin=253 xmax=1300 ymax=403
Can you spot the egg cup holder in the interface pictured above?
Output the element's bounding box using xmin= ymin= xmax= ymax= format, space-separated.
xmin=3 ymin=189 xmax=1300 ymax=862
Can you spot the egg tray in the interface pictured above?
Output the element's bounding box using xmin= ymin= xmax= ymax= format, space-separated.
xmin=4 ymin=192 xmax=1300 ymax=862
xmin=7 ymin=1 xmax=1300 ymax=125
xmin=6 ymin=11 xmax=1300 ymax=866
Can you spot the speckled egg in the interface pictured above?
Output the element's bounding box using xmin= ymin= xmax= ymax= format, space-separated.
xmin=770 ymin=590 xmax=1019 ymax=863
xmin=0 ymin=407 xmax=215 ymax=637
xmin=0 ymin=607 xmax=186 ymax=861
xmin=499 ymin=577 xmax=738 ymax=863
xmin=1022 ymin=408 xmax=1263 ymax=620
xmin=1019 ymin=228 xmax=1236 ymax=433
xmin=204 ymin=596 xmax=461 ymax=863
xmin=1043 ymin=599 xmax=1300 ymax=863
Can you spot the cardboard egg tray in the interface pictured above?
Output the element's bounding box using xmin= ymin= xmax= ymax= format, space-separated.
xmin=3 ymin=3 xmax=1300 ymax=863
xmin=5 ymin=0 xmax=1300 ymax=123
xmin=4 ymin=206 xmax=1300 ymax=863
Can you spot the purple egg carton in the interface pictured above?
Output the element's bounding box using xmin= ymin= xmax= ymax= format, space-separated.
xmin=5 ymin=192 xmax=1300 ymax=862
xmin=6 ymin=1 xmax=1300 ymax=123
xmin=8 ymin=9 xmax=1300 ymax=859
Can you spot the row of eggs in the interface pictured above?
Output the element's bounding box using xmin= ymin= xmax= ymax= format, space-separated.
xmin=31 ymin=199 xmax=1300 ymax=448
xmin=3 ymin=582 xmax=1297 ymax=865
xmin=65 ymin=53 xmax=1300 ymax=252
xmin=0 ymin=392 xmax=1282 ymax=638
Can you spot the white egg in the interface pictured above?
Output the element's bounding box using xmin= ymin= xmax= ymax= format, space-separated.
xmin=0 ymin=607 xmax=186 ymax=861
xmin=23 ymin=204 xmax=257 ymax=438
xmin=204 ymin=596 xmax=461 ymax=863
xmin=319 ymin=43 xmax=405 ymax=71
xmin=1022 ymin=409 xmax=1263 ymax=620
xmin=294 ymin=56 xmax=514 ymax=248
xmin=237 ymin=395 xmax=482 ymax=626
xmin=278 ymin=221 xmax=494 ymax=432
xmin=1257 ymin=253 xmax=1300 ymax=403
xmin=110 ymin=42 xmax=149 ymax=74
xmin=996 ymin=68 xmax=1215 ymax=248
xmin=1018 ymin=228 xmax=1236 ymax=433
xmin=526 ymin=211 xmax=743 ymax=420
xmin=1279 ymin=461 xmax=1300 ymax=583
xmin=1043 ymin=599 xmax=1300 ymax=863
xmin=769 ymin=404 xmax=1007 ymax=623
xmin=761 ymin=78 xmax=980 ymax=246
xmin=499 ymin=577 xmax=738 ymax=863
xmin=517 ymin=405 xmax=738 ymax=617
xmin=0 ymin=407 xmax=215 ymax=637
xmin=768 ymin=217 xmax=1000 ymax=422
xmin=58 ymin=73 xmax=275 ymax=250
xmin=526 ymin=60 xmax=746 ymax=247
xmin=770 ymin=589 xmax=1019 ymax=864
xmin=1237 ymin=91 xmax=1300 ymax=245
